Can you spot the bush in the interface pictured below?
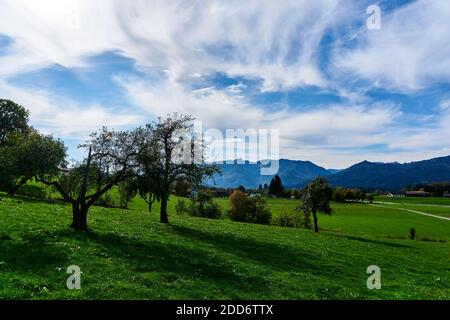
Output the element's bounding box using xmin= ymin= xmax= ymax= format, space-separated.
xmin=95 ymin=193 xmax=118 ymax=208
xmin=229 ymin=190 xmax=272 ymax=225
xmin=175 ymin=198 xmax=188 ymax=215
xmin=273 ymin=211 xmax=302 ymax=228
xmin=247 ymin=196 xmax=272 ymax=224
xmin=188 ymin=190 xmax=222 ymax=219
xmin=16 ymin=185 xmax=50 ymax=200
xmin=229 ymin=190 xmax=249 ymax=222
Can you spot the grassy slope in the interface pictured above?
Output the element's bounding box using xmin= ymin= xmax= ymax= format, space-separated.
xmin=0 ymin=193 xmax=449 ymax=300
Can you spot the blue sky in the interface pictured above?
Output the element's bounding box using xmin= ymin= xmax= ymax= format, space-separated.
xmin=0 ymin=0 xmax=449 ymax=168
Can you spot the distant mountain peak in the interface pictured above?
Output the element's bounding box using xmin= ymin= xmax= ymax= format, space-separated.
xmin=206 ymin=155 xmax=450 ymax=190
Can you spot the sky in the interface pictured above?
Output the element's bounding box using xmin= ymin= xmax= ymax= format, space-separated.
xmin=0 ymin=0 xmax=449 ymax=169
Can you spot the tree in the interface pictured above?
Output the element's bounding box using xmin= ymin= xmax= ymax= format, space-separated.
xmin=268 ymin=174 xmax=284 ymax=197
xmin=137 ymin=114 xmax=218 ymax=224
xmin=297 ymin=177 xmax=333 ymax=233
xmin=0 ymin=99 xmax=29 ymax=147
xmin=38 ymin=127 xmax=143 ymax=230
xmin=117 ymin=178 xmax=138 ymax=209
xmin=173 ymin=180 xmax=191 ymax=197
xmin=0 ymin=129 xmax=66 ymax=195
xmin=237 ymin=185 xmax=246 ymax=193
xmin=135 ymin=175 xmax=160 ymax=213
xmin=188 ymin=189 xmax=221 ymax=219
xmin=229 ymin=190 xmax=271 ymax=225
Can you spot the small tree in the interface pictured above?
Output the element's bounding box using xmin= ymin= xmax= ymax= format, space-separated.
xmin=268 ymin=174 xmax=284 ymax=197
xmin=229 ymin=190 xmax=271 ymax=225
xmin=173 ymin=180 xmax=191 ymax=197
xmin=229 ymin=190 xmax=249 ymax=222
xmin=188 ymin=189 xmax=221 ymax=219
xmin=117 ymin=178 xmax=138 ymax=209
xmin=297 ymin=177 xmax=333 ymax=233
xmin=135 ymin=176 xmax=160 ymax=213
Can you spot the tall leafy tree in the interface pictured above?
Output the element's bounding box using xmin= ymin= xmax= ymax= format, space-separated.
xmin=137 ymin=114 xmax=218 ymax=223
xmin=268 ymin=174 xmax=284 ymax=197
xmin=0 ymin=99 xmax=30 ymax=146
xmin=38 ymin=127 xmax=144 ymax=230
xmin=0 ymin=129 xmax=66 ymax=194
xmin=297 ymin=177 xmax=333 ymax=233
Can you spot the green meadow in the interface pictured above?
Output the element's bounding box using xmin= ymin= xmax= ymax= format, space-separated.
xmin=0 ymin=192 xmax=449 ymax=300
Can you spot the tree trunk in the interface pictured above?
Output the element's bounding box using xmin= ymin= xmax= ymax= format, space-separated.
xmin=8 ymin=177 xmax=29 ymax=195
xmin=71 ymin=203 xmax=88 ymax=230
xmin=71 ymin=147 xmax=92 ymax=230
xmin=313 ymin=210 xmax=319 ymax=233
xmin=148 ymin=201 xmax=153 ymax=213
xmin=160 ymin=195 xmax=169 ymax=223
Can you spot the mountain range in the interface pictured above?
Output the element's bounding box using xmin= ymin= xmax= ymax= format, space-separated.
xmin=206 ymin=155 xmax=450 ymax=190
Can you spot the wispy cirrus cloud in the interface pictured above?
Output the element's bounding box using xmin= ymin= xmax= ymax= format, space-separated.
xmin=0 ymin=0 xmax=449 ymax=168
xmin=333 ymin=0 xmax=450 ymax=92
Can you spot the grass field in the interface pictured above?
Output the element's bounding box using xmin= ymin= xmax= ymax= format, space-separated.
xmin=375 ymin=196 xmax=450 ymax=206
xmin=0 ymin=192 xmax=449 ymax=300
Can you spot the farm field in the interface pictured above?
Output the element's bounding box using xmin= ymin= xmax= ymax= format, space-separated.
xmin=0 ymin=192 xmax=449 ymax=300
xmin=375 ymin=196 xmax=450 ymax=206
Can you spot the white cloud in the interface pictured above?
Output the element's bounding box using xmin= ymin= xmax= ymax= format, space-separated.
xmin=440 ymin=99 xmax=450 ymax=111
xmin=0 ymin=0 xmax=361 ymax=91
xmin=115 ymin=76 xmax=264 ymax=129
xmin=0 ymin=0 xmax=449 ymax=168
xmin=334 ymin=0 xmax=450 ymax=92
xmin=0 ymin=80 xmax=141 ymax=138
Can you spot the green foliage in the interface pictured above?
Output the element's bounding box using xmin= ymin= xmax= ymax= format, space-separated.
xmin=333 ymin=187 xmax=367 ymax=202
xmin=268 ymin=174 xmax=284 ymax=197
xmin=117 ymin=179 xmax=138 ymax=209
xmin=302 ymin=209 xmax=313 ymax=229
xmin=15 ymin=184 xmax=51 ymax=200
xmin=229 ymin=190 xmax=272 ymax=225
xmin=175 ymin=198 xmax=188 ymax=215
xmin=172 ymin=180 xmax=191 ymax=197
xmin=0 ymin=99 xmax=29 ymax=146
xmin=291 ymin=188 xmax=302 ymax=199
xmin=297 ymin=177 xmax=333 ymax=232
xmin=188 ymin=190 xmax=222 ymax=219
xmin=0 ymin=129 xmax=66 ymax=194
xmin=136 ymin=113 xmax=219 ymax=223
xmin=272 ymin=210 xmax=303 ymax=228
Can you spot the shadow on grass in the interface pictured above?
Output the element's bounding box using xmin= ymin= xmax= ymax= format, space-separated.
xmin=0 ymin=237 xmax=69 ymax=275
xmin=323 ymin=233 xmax=415 ymax=249
xmin=0 ymin=193 xmax=63 ymax=206
xmin=168 ymin=224 xmax=322 ymax=273
xmin=12 ymin=229 xmax=277 ymax=296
